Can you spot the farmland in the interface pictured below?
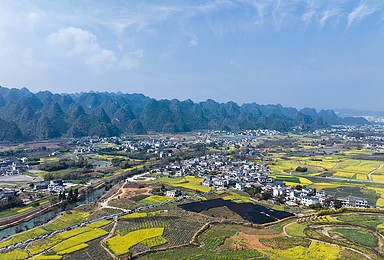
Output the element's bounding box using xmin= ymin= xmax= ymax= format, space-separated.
xmin=105 ymin=228 xmax=164 ymax=255
xmin=3 ymin=131 xmax=384 ymax=259
xmin=152 ymin=176 xmax=211 ymax=192
xmin=331 ymin=228 xmax=376 ymax=246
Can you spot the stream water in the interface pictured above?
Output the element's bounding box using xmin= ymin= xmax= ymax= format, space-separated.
xmin=0 ymin=186 xmax=105 ymax=240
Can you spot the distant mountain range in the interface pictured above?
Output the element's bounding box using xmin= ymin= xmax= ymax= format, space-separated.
xmin=0 ymin=86 xmax=370 ymax=141
xmin=334 ymin=108 xmax=384 ymax=118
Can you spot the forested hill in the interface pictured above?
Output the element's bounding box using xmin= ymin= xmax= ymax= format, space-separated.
xmin=0 ymin=86 xmax=369 ymax=141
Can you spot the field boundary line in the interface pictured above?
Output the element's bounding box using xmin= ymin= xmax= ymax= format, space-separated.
xmin=100 ymin=216 xmax=118 ymax=259
xmin=283 ymin=223 xmax=372 ymax=260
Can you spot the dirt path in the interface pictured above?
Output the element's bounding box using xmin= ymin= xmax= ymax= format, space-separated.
xmin=100 ymin=183 xmax=125 ymax=208
xmin=236 ymin=232 xmax=282 ymax=250
xmin=331 ymin=162 xmax=340 ymax=169
xmin=283 ymin=223 xmax=373 ymax=260
xmin=368 ymin=164 xmax=383 ymax=182
xmin=100 ymin=216 xmax=118 ymax=259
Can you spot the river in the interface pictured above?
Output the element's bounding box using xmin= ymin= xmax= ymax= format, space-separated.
xmin=0 ymin=186 xmax=105 ymax=240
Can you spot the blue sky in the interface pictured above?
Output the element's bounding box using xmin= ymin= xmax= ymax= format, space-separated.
xmin=0 ymin=0 xmax=384 ymax=111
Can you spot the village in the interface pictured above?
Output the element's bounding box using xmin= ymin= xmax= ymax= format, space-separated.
xmin=150 ymin=154 xmax=370 ymax=210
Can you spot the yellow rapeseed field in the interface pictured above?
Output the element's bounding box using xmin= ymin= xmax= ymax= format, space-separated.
xmin=51 ymin=228 xmax=108 ymax=253
xmin=105 ymin=228 xmax=164 ymax=255
xmin=263 ymin=241 xmax=344 ymax=260
xmin=368 ymin=187 xmax=384 ymax=207
xmin=371 ymin=175 xmax=384 ymax=183
xmin=57 ymin=243 xmax=89 ymax=255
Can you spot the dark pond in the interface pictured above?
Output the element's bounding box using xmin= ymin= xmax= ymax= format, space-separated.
xmin=178 ymin=198 xmax=293 ymax=224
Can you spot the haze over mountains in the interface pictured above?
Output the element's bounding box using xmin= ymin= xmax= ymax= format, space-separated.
xmin=0 ymin=86 xmax=369 ymax=141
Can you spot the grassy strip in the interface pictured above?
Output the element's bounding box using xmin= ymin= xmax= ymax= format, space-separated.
xmin=31 ymin=255 xmax=62 ymax=259
xmin=87 ymin=220 xmax=112 ymax=228
xmin=57 ymin=243 xmax=89 ymax=255
xmin=317 ymin=207 xmax=384 ymax=216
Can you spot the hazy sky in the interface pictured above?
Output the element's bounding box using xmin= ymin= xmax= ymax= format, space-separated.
xmin=0 ymin=0 xmax=384 ymax=110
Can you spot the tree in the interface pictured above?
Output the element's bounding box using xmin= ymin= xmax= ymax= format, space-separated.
xmin=333 ymin=199 xmax=342 ymax=209
xmin=67 ymin=188 xmax=74 ymax=202
xmin=261 ymin=192 xmax=271 ymax=200
xmin=74 ymin=188 xmax=79 ymax=201
xmin=295 ymin=166 xmax=308 ymax=172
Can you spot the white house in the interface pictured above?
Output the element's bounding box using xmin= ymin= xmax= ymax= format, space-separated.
xmin=301 ymin=196 xmax=319 ymax=206
xmin=166 ymin=189 xmax=182 ymax=197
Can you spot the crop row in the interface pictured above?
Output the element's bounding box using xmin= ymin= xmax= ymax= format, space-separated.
xmin=141 ymin=236 xmax=167 ymax=248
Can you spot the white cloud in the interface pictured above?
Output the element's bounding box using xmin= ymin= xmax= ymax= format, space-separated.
xmin=25 ymin=10 xmax=44 ymax=28
xmin=46 ymin=27 xmax=143 ymax=72
xmin=86 ymin=50 xmax=117 ymax=72
xmin=46 ymin=27 xmax=100 ymax=57
xmin=189 ymin=36 xmax=199 ymax=47
xmin=347 ymin=3 xmax=376 ymax=29
xmin=319 ymin=10 xmax=339 ymax=29
xmin=302 ymin=10 xmax=316 ymax=22
xmin=118 ymin=49 xmax=144 ymax=70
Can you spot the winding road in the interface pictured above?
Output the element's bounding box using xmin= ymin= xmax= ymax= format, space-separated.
xmin=368 ymin=164 xmax=384 ymax=182
xmin=283 ymin=223 xmax=373 ymax=260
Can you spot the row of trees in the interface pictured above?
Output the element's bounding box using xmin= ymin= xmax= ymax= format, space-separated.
xmin=0 ymin=196 xmax=24 ymax=211
xmin=58 ymin=188 xmax=81 ymax=204
xmin=38 ymin=159 xmax=92 ymax=172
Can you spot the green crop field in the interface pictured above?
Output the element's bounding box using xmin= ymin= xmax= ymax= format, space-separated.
xmin=43 ymin=211 xmax=89 ymax=231
xmin=153 ymin=176 xmax=211 ymax=192
xmin=331 ymin=228 xmax=376 ymax=246
xmin=202 ymin=236 xmax=226 ymax=250
xmin=259 ymin=237 xmax=310 ymax=250
xmin=285 ymin=223 xmax=307 ymax=237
